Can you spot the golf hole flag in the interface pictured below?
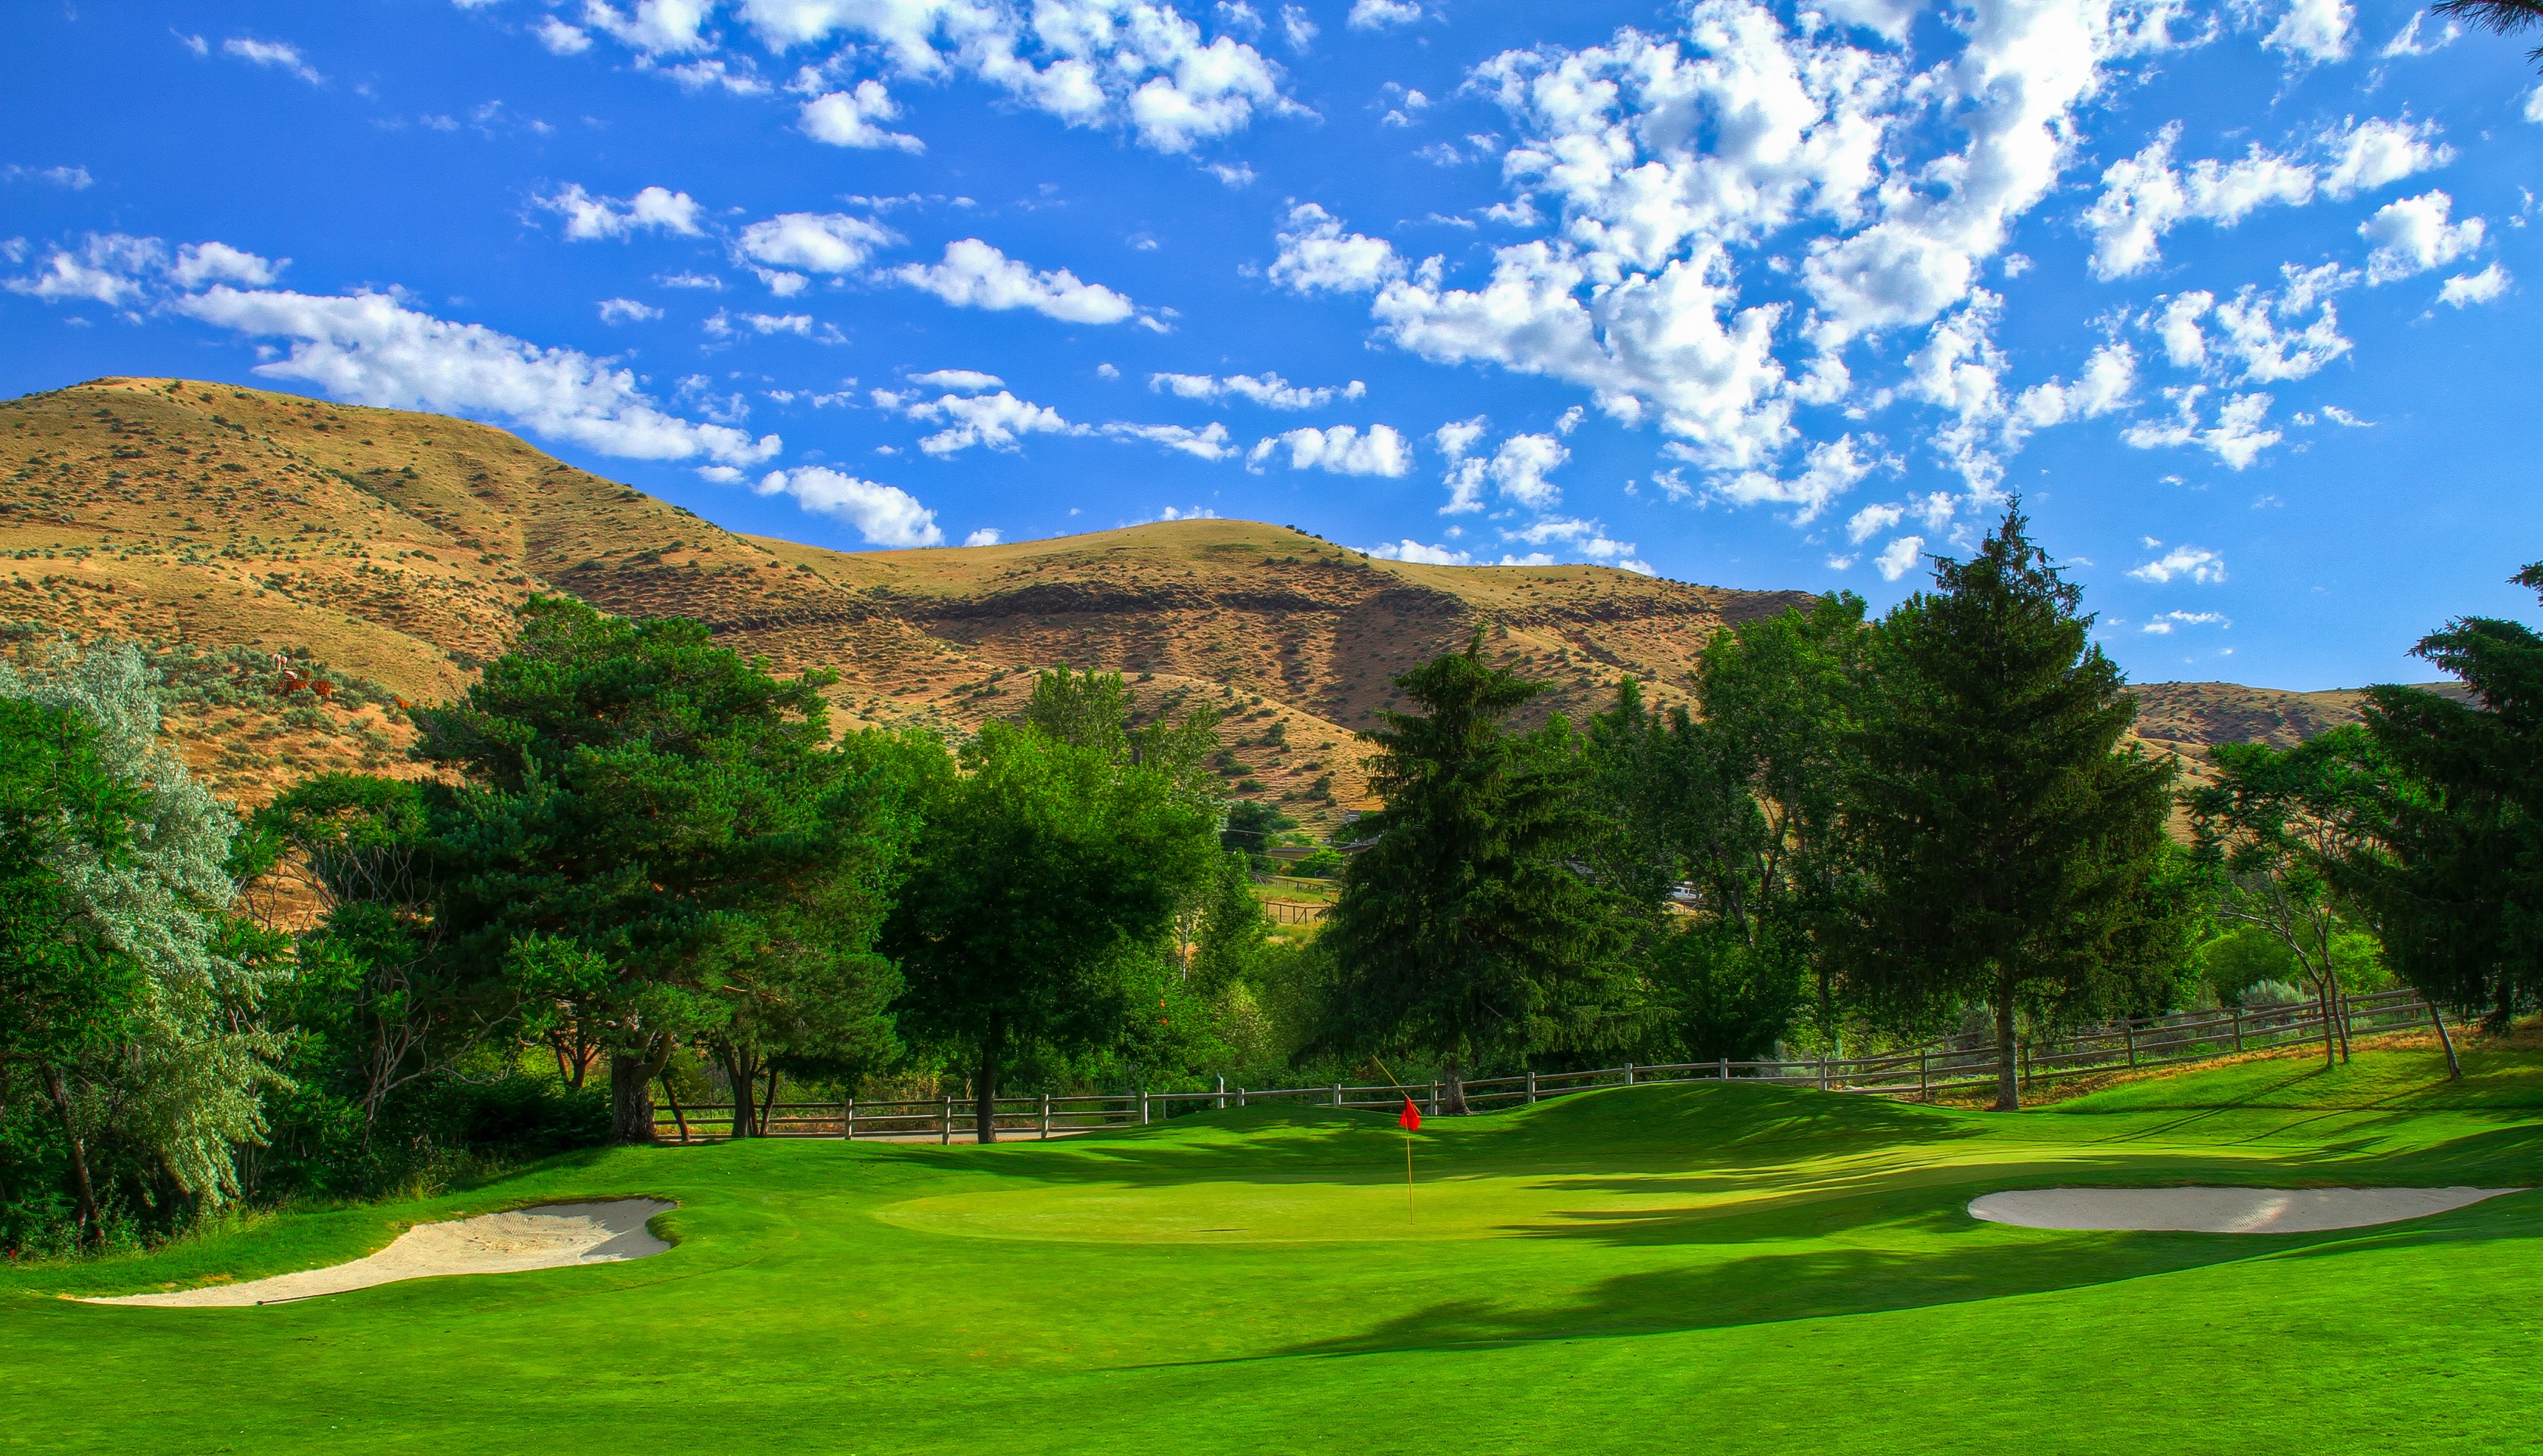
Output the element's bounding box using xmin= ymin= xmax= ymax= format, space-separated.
xmin=1400 ymin=1097 xmax=1422 ymax=1131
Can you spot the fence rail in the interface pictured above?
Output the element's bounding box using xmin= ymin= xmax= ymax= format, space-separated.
xmin=650 ymin=987 xmax=2446 ymax=1143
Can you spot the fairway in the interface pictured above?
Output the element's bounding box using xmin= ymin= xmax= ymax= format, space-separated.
xmin=12 ymin=1045 xmax=2543 ymax=1455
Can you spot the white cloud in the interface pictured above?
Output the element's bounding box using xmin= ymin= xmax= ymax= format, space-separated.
xmin=2123 ymin=385 xmax=2282 ymax=468
xmin=888 ymin=239 xmax=1136 ymax=324
xmin=176 ymin=286 xmax=780 ymax=466
xmin=223 ymin=36 xmax=323 ymax=84
xmin=2149 ymin=263 xmax=2351 ymax=384
xmin=2438 ymin=261 xmax=2511 ymax=307
xmin=801 ymin=81 xmax=923 ymax=152
xmin=660 ymin=270 xmax=724 ymax=289
xmin=169 ymin=241 xmax=283 ymax=289
xmin=1847 ymin=501 xmax=1904 ymax=543
xmin=1349 ymin=0 xmax=1425 ymax=28
xmin=1281 ymin=4 xmax=1318 ymax=49
xmin=903 ymin=390 xmax=1086 ymax=454
xmin=1102 ymin=420 xmax=1237 ymax=459
xmin=537 ymin=18 xmax=595 ymax=53
xmin=720 ymin=0 xmax=1287 ymax=153
xmin=2378 ymin=10 xmax=2460 ymax=55
xmin=584 ymin=0 xmax=715 ymax=55
xmin=2080 ymin=115 xmax=2450 ymax=280
xmin=2127 ymin=542 xmax=2226 ymax=583
xmin=1 ymin=165 xmax=93 ymax=190
xmin=2320 ymin=117 xmax=2453 ymax=199
xmin=908 ymin=368 xmax=1004 ymax=392
xmin=539 ymin=183 xmax=705 ymax=241
xmin=598 ymin=297 xmax=664 ymax=322
xmin=1268 ymin=203 xmax=1403 ymax=292
xmin=964 ymin=527 xmax=1004 ymax=546
xmin=1149 ymin=370 xmax=1365 ymax=408
xmin=1367 ymin=539 xmax=1473 ymax=565
xmin=4 ymin=233 xmax=168 ymax=305
xmin=2015 ymin=342 xmax=2136 ymax=427
xmin=1246 ymin=423 xmax=1412 ymax=475
xmin=1874 ymin=536 xmax=1924 ymax=582
xmin=1484 ymin=433 xmax=1569 ymax=509
xmin=736 ymin=212 xmax=898 ymax=282
xmin=2141 ymin=610 xmax=2228 ymax=632
xmin=1501 ymin=515 xmax=1651 ymax=573
xmin=2527 ymin=83 xmax=2543 ymax=125
xmin=754 ymin=466 xmax=943 ymax=546
xmin=2359 ymin=190 xmax=2483 ymax=284
xmin=2262 ymin=0 xmax=2353 ymax=63
xmin=1710 ymin=435 xmax=1879 ymax=522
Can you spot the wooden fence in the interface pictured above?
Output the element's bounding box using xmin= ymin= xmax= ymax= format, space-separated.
xmin=650 ymin=987 xmax=2446 ymax=1144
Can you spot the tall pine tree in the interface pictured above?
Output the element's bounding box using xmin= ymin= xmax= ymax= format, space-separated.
xmin=1842 ymin=507 xmax=2183 ymax=1110
xmin=1318 ymin=638 xmax=1629 ymax=1111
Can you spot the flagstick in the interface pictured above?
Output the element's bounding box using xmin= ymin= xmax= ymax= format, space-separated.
xmin=1405 ymin=1131 xmax=1415 ymax=1229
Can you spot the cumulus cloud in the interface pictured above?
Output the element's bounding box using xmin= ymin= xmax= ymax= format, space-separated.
xmin=964 ymin=527 xmax=1004 ymax=546
xmin=1874 ymin=536 xmax=1925 ymax=582
xmin=4 ymin=233 xmax=170 ymax=306
xmin=2438 ymin=261 xmax=2510 ymax=307
xmin=1366 ymin=539 xmax=1474 ymax=565
xmin=2378 ymin=10 xmax=2460 ymax=55
xmin=1710 ymin=435 xmax=1880 ymax=522
xmin=1349 ymin=0 xmax=1425 ymax=27
xmin=907 ymin=368 xmax=1004 ymax=392
xmin=223 ymin=37 xmax=323 ymax=84
xmin=617 ymin=0 xmax=1296 ymax=154
xmin=888 ymin=239 xmax=1136 ymax=324
xmin=1847 ymin=501 xmax=1904 ymax=543
xmin=1500 ymin=515 xmax=1651 ymax=573
xmin=2124 ymin=385 xmax=2280 ymax=467
xmin=2014 ymin=342 xmax=2136 ymax=427
xmin=175 ymin=286 xmax=780 ymax=466
xmin=1101 ymin=420 xmax=1237 ymax=459
xmin=598 ymin=297 xmax=664 ymax=322
xmin=2127 ymin=542 xmax=2226 ymax=584
xmin=2147 ymin=263 xmax=2351 ymax=384
xmin=1 ymin=164 xmax=93 ymax=190
xmin=1268 ymin=203 xmax=1403 ymax=292
xmin=2262 ymin=0 xmax=2353 ymax=63
xmin=754 ymin=466 xmax=943 ymax=546
xmin=169 ymin=241 xmax=284 ymax=289
xmin=1149 ymin=370 xmax=1365 ymax=408
xmin=537 ymin=17 xmax=594 ymax=53
xmin=2141 ymin=610 xmax=2228 ymax=632
xmin=736 ymin=211 xmax=898 ymax=277
xmin=902 ymin=390 xmax=1086 ymax=454
xmin=539 ymin=183 xmax=704 ymax=241
xmin=1246 ymin=424 xmax=1412 ymax=475
xmin=800 ymin=81 xmax=924 ymax=152
xmin=2358 ymin=190 xmax=2483 ymax=284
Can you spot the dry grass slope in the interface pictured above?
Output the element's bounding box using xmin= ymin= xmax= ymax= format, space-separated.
xmin=3 ymin=377 xmax=1814 ymax=827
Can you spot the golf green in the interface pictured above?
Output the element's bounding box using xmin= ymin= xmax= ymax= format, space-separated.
xmin=10 ymin=1044 xmax=2542 ymax=1454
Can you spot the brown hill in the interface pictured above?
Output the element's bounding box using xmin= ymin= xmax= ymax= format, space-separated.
xmin=1 ymin=376 xmax=1813 ymax=824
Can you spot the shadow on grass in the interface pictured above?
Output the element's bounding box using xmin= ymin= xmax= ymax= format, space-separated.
xmin=1265 ymin=1187 xmax=2543 ymax=1356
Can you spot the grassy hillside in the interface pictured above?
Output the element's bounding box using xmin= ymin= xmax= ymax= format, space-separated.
xmin=1 ymin=376 xmax=1809 ymax=824
xmin=8 ymin=1043 xmax=2539 ymax=1453
xmin=3 ymin=375 xmax=2455 ymax=821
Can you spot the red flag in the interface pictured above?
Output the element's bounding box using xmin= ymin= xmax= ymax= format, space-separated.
xmin=1400 ymin=1097 xmax=1422 ymax=1131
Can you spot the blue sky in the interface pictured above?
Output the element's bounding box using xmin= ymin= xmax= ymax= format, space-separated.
xmin=4 ymin=0 xmax=2538 ymax=689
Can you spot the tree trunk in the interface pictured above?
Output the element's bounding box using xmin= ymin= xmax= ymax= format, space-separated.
xmin=1991 ymin=979 xmax=2020 ymax=1112
xmin=2430 ymin=1000 xmax=2462 ymax=1080
xmin=760 ymin=1067 xmax=781 ymax=1136
xmin=2316 ymin=976 xmax=2337 ymax=1069
xmin=42 ymin=1065 xmax=100 ymax=1243
xmin=716 ymin=1047 xmax=762 ymax=1138
xmin=974 ymin=1048 xmax=999 ymax=1144
xmin=610 ymin=1039 xmax=672 ymax=1145
xmin=1441 ymin=1060 xmax=1470 ymax=1117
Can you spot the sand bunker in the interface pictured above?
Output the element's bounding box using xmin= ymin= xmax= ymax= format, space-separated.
xmin=84 ymin=1199 xmax=674 ymax=1307
xmin=1969 ymin=1186 xmax=2519 ymax=1234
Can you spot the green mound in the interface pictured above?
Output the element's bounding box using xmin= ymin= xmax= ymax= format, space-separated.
xmin=9 ymin=1046 xmax=2542 ymax=1455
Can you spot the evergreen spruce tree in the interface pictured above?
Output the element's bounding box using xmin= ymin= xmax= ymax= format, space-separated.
xmin=1842 ymin=507 xmax=2183 ymax=1110
xmin=1318 ymin=638 xmax=1630 ymax=1111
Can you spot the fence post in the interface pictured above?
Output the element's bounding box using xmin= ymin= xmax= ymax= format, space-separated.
xmin=1526 ymin=1069 xmax=1538 ymax=1104
xmin=2124 ymin=1020 xmax=2137 ymax=1069
xmin=1238 ymin=1086 xmax=1248 ymax=1108
xmin=1428 ymin=1080 xmax=1439 ymax=1115
xmin=1818 ymin=1058 xmax=1828 ymax=1092
xmin=1039 ymin=1092 xmax=1051 ymax=1139
xmin=1624 ymin=1063 xmax=1636 ymax=1086
xmin=1718 ymin=1056 xmax=1729 ymax=1081
xmin=1332 ymin=1081 xmax=1343 ymax=1107
xmin=843 ymin=1094 xmax=854 ymax=1141
xmin=939 ymin=1094 xmax=951 ymax=1145
xmin=2233 ymin=1008 xmax=2244 ymax=1053
xmin=1216 ymin=1075 xmax=1227 ymax=1111
xmin=1139 ymin=1088 xmax=1150 ymax=1125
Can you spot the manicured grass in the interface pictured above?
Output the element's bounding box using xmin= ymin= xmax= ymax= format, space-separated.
xmin=10 ymin=1044 xmax=2542 ymax=1454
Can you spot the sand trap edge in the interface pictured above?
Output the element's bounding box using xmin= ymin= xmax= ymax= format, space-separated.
xmin=78 ymin=1198 xmax=677 ymax=1308
xmin=1969 ymin=1185 xmax=2522 ymax=1234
